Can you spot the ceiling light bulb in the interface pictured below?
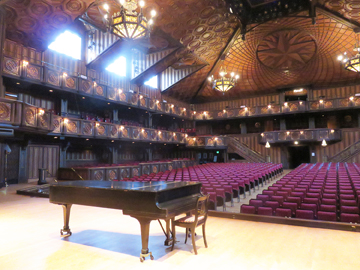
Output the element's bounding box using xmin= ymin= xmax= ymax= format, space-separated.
xmin=103 ymin=3 xmax=109 ymax=11
xmin=235 ymin=75 xmax=239 ymax=79
xmin=104 ymin=14 xmax=108 ymax=19
xmin=120 ymin=0 xmax=125 ymax=5
xmin=148 ymin=19 xmax=153 ymax=25
xmin=219 ymin=72 xmax=225 ymax=77
xmin=208 ymin=77 xmax=212 ymax=81
xmin=337 ymin=55 xmax=343 ymax=61
xmin=231 ymin=72 xmax=235 ymax=77
xmin=139 ymin=1 xmax=145 ymax=7
xmin=151 ymin=10 xmax=156 ymax=17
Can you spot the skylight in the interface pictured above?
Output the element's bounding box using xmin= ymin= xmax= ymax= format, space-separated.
xmin=106 ymin=56 xmax=127 ymax=77
xmin=144 ymin=75 xmax=158 ymax=88
xmin=48 ymin=31 xmax=81 ymax=60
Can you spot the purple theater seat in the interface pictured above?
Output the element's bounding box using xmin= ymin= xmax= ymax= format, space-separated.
xmin=276 ymin=191 xmax=290 ymax=197
xmin=249 ymin=199 xmax=263 ymax=211
xmin=340 ymin=213 xmax=360 ymax=223
xmin=241 ymin=205 xmax=256 ymax=214
xmin=256 ymin=194 xmax=270 ymax=203
xmin=303 ymin=197 xmax=320 ymax=205
xmin=339 ymin=194 xmax=356 ymax=200
xmin=271 ymin=195 xmax=284 ymax=206
xmin=322 ymin=193 xmax=337 ymax=199
xmin=286 ymin=196 xmax=302 ymax=206
xmin=290 ymin=191 xmax=305 ymax=200
xmin=319 ymin=204 xmax=337 ymax=212
xmin=322 ymin=198 xmax=336 ymax=205
xmin=264 ymin=201 xmax=280 ymax=212
xmin=257 ymin=207 xmax=273 ymax=216
xmin=340 ymin=206 xmax=360 ymax=214
xmin=282 ymin=202 xmax=298 ymax=216
xmin=295 ymin=209 xmax=314 ymax=220
xmin=340 ymin=199 xmax=357 ymax=206
xmin=300 ymin=203 xmax=318 ymax=217
xmin=263 ymin=190 xmax=275 ymax=196
xmin=317 ymin=211 xmax=337 ymax=222
xmin=275 ymin=208 xmax=292 ymax=218
xmin=306 ymin=192 xmax=321 ymax=198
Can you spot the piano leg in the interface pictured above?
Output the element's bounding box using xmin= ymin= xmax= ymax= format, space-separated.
xmin=164 ymin=219 xmax=173 ymax=246
xmin=60 ymin=204 xmax=72 ymax=237
xmin=133 ymin=217 xmax=154 ymax=262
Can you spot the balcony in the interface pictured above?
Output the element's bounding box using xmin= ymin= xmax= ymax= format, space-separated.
xmin=2 ymin=56 xmax=190 ymax=119
xmin=186 ymin=136 xmax=227 ymax=148
xmin=259 ymin=129 xmax=342 ymax=145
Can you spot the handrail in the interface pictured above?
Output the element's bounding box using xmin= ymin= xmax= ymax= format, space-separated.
xmin=228 ymin=137 xmax=265 ymax=162
xmin=329 ymin=140 xmax=360 ymax=162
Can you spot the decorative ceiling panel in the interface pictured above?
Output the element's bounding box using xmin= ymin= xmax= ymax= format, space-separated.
xmin=196 ymin=11 xmax=360 ymax=102
xmin=4 ymin=0 xmax=92 ymax=49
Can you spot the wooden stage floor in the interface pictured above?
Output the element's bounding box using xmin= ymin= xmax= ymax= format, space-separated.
xmin=1 ymin=183 xmax=360 ymax=270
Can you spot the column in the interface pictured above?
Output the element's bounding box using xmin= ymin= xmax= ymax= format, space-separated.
xmin=240 ymin=122 xmax=247 ymax=134
xmin=113 ymin=109 xmax=119 ymax=124
xmin=60 ymin=99 xmax=68 ymax=116
xmin=148 ymin=112 xmax=152 ymax=128
xmin=0 ymin=7 xmax=7 ymax=98
xmin=309 ymin=117 xmax=315 ymax=129
xmin=280 ymin=119 xmax=286 ymax=130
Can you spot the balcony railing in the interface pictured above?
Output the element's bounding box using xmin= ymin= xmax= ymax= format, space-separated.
xmin=192 ymin=98 xmax=360 ymax=121
xmin=2 ymin=56 xmax=190 ymax=119
xmin=186 ymin=136 xmax=227 ymax=148
xmin=51 ymin=115 xmax=187 ymax=143
xmin=259 ymin=128 xmax=342 ymax=145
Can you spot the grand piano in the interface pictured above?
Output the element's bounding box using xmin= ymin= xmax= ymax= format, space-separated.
xmin=49 ymin=180 xmax=202 ymax=262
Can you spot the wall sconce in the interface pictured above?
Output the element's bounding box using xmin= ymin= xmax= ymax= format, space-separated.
xmin=261 ymin=133 xmax=264 ymax=137
xmin=118 ymin=89 xmax=123 ymax=94
xmin=321 ymin=139 xmax=327 ymax=147
xmin=193 ymin=137 xmax=196 ymax=141
xmin=299 ymin=101 xmax=303 ymax=105
xmin=139 ymin=95 xmax=143 ymax=99
xmin=265 ymin=141 xmax=270 ymax=148
xmin=63 ymin=72 xmax=68 ymax=78
xmin=319 ymin=99 xmax=324 ymax=104
xmin=350 ymin=96 xmax=354 ymax=101
xmin=173 ymin=132 xmax=176 ymax=136
xmin=156 ymin=100 xmax=160 ymax=104
xmin=284 ymin=102 xmax=288 ymax=107
xmin=22 ymin=60 xmax=29 ymax=67
xmin=294 ymin=141 xmax=299 ymax=145
xmin=287 ymin=131 xmax=290 ymax=135
xmin=330 ymin=129 xmax=335 ymax=133
xmin=38 ymin=109 xmax=45 ymax=115
xmin=214 ymin=137 xmax=218 ymax=141
xmin=171 ymin=104 xmax=174 ymax=108
xmin=64 ymin=118 xmax=69 ymax=124
xmin=268 ymin=104 xmax=272 ymax=109
xmin=158 ymin=131 xmax=161 ymax=135
xmin=183 ymin=108 xmax=186 ymax=111
xmin=244 ymin=107 xmax=248 ymax=111
xmin=223 ymin=109 xmax=226 ymax=113
xmin=120 ymin=126 xmax=124 ymax=130
xmin=203 ymin=111 xmax=207 ymax=115
xmin=185 ymin=134 xmax=188 ymax=138
xmin=300 ymin=131 xmax=304 ymax=135
xmin=141 ymin=129 xmax=144 ymax=132
xmin=95 ymin=122 xmax=100 ymax=127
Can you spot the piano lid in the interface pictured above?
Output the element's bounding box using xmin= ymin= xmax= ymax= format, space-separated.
xmin=51 ymin=180 xmax=200 ymax=192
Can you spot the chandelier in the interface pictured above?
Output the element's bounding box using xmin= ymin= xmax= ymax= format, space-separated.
xmin=208 ymin=66 xmax=239 ymax=93
xmin=337 ymin=33 xmax=360 ymax=73
xmin=103 ymin=0 xmax=156 ymax=40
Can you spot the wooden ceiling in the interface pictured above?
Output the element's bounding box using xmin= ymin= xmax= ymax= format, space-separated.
xmin=3 ymin=0 xmax=360 ymax=103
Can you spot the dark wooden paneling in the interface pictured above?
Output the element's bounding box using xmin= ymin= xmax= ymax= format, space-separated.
xmin=27 ymin=145 xmax=59 ymax=181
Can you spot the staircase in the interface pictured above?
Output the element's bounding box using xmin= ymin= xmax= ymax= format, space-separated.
xmin=328 ymin=140 xmax=360 ymax=163
xmin=227 ymin=137 xmax=266 ymax=163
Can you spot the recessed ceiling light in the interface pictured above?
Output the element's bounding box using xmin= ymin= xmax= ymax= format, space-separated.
xmin=16 ymin=82 xmax=20 ymax=85
xmin=49 ymin=89 xmax=53 ymax=92
xmin=82 ymin=97 xmax=85 ymax=99
xmin=86 ymin=138 xmax=89 ymax=141
xmin=108 ymin=103 xmax=110 ymax=105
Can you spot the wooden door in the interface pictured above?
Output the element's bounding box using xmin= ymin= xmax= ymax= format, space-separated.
xmin=27 ymin=145 xmax=59 ymax=182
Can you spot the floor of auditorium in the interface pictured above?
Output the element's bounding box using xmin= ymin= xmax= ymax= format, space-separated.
xmin=1 ymin=182 xmax=360 ymax=270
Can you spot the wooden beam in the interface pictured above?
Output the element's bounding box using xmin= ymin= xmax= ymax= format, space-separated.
xmin=317 ymin=5 xmax=360 ymax=30
xmin=191 ymin=26 xmax=242 ymax=101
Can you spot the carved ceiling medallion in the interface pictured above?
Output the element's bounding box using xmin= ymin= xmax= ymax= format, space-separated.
xmin=256 ymin=29 xmax=317 ymax=70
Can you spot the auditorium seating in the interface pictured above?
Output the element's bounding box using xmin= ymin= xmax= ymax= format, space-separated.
xmin=240 ymin=162 xmax=360 ymax=224
xmin=124 ymin=162 xmax=283 ymax=211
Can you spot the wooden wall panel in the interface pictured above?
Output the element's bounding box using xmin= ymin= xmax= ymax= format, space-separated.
xmin=139 ymin=84 xmax=161 ymax=99
xmin=314 ymin=128 xmax=360 ymax=163
xmin=86 ymin=30 xmax=120 ymax=64
xmin=232 ymin=134 xmax=282 ymax=164
xmin=17 ymin=93 xmax=55 ymax=110
xmin=160 ymin=66 xmax=200 ymax=92
xmin=27 ymin=145 xmax=59 ymax=181
xmin=43 ymin=49 xmax=84 ymax=75
xmin=3 ymin=40 xmax=42 ymax=65
xmin=194 ymin=94 xmax=280 ymax=111
xmin=312 ymin=85 xmax=360 ymax=100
